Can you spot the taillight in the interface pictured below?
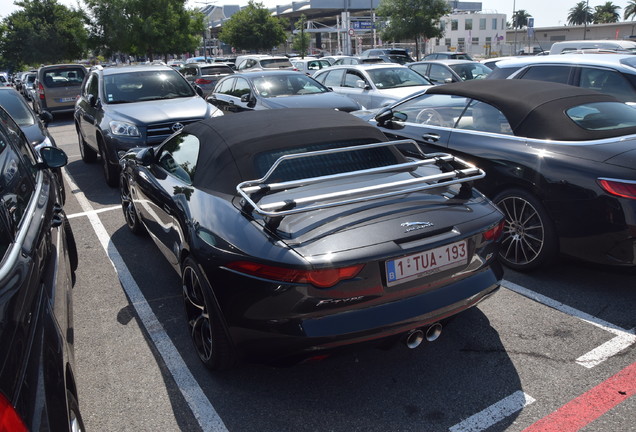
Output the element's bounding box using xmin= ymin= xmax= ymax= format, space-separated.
xmin=195 ymin=78 xmax=213 ymax=85
xmin=226 ymin=261 xmax=364 ymax=288
xmin=0 ymin=393 xmax=27 ymax=432
xmin=38 ymin=82 xmax=44 ymax=100
xmin=483 ymin=220 xmax=505 ymax=242
xmin=598 ymin=178 xmax=636 ymax=200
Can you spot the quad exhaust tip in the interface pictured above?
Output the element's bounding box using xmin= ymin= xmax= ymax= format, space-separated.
xmin=405 ymin=322 xmax=443 ymax=349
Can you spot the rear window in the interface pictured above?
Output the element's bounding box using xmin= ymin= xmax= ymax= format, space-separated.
xmin=42 ymin=67 xmax=86 ymax=87
xmin=566 ymin=102 xmax=636 ymax=130
xmin=261 ymin=59 xmax=293 ymax=69
xmin=200 ymin=65 xmax=233 ymax=75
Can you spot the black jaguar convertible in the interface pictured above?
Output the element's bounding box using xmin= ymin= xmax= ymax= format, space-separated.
xmin=119 ymin=108 xmax=504 ymax=369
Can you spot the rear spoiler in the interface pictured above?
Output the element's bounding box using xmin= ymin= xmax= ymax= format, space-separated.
xmin=237 ymin=139 xmax=485 ymax=223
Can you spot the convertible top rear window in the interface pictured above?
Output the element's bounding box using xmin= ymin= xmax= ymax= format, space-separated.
xmin=566 ymin=102 xmax=636 ymax=131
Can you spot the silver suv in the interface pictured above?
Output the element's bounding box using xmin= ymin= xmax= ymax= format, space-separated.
xmin=234 ymin=55 xmax=295 ymax=72
xmin=486 ymin=53 xmax=636 ymax=103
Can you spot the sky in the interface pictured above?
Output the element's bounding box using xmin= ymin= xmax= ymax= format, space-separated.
xmin=0 ymin=0 xmax=633 ymax=28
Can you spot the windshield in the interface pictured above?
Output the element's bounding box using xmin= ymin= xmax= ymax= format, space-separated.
xmin=0 ymin=91 xmax=35 ymax=126
xmin=367 ymin=68 xmax=432 ymax=89
xmin=103 ymin=69 xmax=195 ymax=103
xmin=253 ymin=74 xmax=329 ymax=98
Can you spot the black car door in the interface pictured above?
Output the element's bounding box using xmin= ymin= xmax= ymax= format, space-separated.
xmin=77 ymin=72 xmax=100 ymax=150
xmin=135 ymin=133 xmax=200 ymax=268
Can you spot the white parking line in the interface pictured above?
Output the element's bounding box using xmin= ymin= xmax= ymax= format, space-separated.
xmin=66 ymin=205 xmax=121 ymax=219
xmin=449 ymin=391 xmax=536 ymax=432
xmin=64 ymin=170 xmax=229 ymax=432
xmin=501 ymin=280 xmax=636 ymax=368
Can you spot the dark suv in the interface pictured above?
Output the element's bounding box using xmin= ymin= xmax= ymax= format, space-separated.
xmin=75 ymin=65 xmax=222 ymax=186
xmin=180 ymin=62 xmax=234 ymax=97
xmin=360 ymin=48 xmax=414 ymax=64
xmin=0 ymin=106 xmax=83 ymax=431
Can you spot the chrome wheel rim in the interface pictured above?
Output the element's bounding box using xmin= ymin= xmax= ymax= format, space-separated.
xmin=183 ymin=266 xmax=213 ymax=361
xmin=119 ymin=176 xmax=137 ymax=229
xmin=497 ymin=196 xmax=545 ymax=266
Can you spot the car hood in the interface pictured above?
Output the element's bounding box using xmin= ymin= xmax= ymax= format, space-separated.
xmin=261 ymin=93 xmax=361 ymax=112
xmin=105 ymin=96 xmax=212 ymax=124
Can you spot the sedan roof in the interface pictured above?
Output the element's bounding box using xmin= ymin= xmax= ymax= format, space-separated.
xmin=425 ymin=79 xmax=636 ymax=140
xmin=184 ymin=108 xmax=388 ymax=194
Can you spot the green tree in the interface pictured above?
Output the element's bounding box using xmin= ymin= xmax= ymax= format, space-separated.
xmin=85 ymin=0 xmax=205 ymax=61
xmin=624 ymin=0 xmax=636 ymax=20
xmin=0 ymin=0 xmax=87 ymax=69
xmin=292 ymin=14 xmax=310 ymax=58
xmin=593 ymin=2 xmax=621 ymax=23
xmin=568 ymin=1 xmax=593 ymax=25
xmin=218 ymin=1 xmax=288 ymax=52
xmin=512 ymin=10 xmax=532 ymax=29
xmin=375 ymin=0 xmax=449 ymax=60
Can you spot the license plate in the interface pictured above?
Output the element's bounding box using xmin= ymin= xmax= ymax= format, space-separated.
xmin=385 ymin=240 xmax=468 ymax=286
xmin=60 ymin=97 xmax=76 ymax=102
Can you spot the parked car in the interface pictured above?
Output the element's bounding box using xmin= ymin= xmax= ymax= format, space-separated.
xmin=480 ymin=56 xmax=520 ymax=70
xmin=0 ymin=105 xmax=83 ymax=431
xmin=0 ymin=87 xmax=65 ymax=201
xmin=312 ymin=64 xmax=434 ymax=109
xmin=360 ymin=48 xmax=415 ymax=64
xmin=20 ymin=72 xmax=36 ymax=100
xmin=408 ymin=60 xmax=492 ymax=84
xmin=74 ymin=65 xmax=222 ymax=187
xmin=423 ymin=52 xmax=474 ymax=61
xmin=0 ymin=73 xmax=9 ymax=87
xmin=180 ymin=62 xmax=234 ymax=97
xmin=234 ymin=55 xmax=295 ymax=72
xmin=486 ymin=54 xmax=636 ymax=103
xmin=549 ymin=39 xmax=636 ymax=55
xmin=290 ymin=57 xmax=332 ymax=75
xmin=118 ymin=108 xmax=504 ymax=369
xmin=207 ymin=70 xmax=361 ymax=113
xmin=353 ymin=79 xmax=636 ymax=270
xmin=33 ymin=64 xmax=87 ymax=116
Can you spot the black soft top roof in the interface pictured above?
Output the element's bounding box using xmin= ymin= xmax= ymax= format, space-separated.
xmin=185 ymin=108 xmax=388 ymax=194
xmin=426 ymin=79 xmax=636 ymax=140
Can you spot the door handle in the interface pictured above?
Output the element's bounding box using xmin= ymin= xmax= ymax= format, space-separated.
xmin=422 ymin=133 xmax=440 ymax=143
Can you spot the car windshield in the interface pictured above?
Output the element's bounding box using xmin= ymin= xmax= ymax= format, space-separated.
xmin=261 ymin=59 xmax=294 ymax=69
xmin=252 ymin=74 xmax=329 ymax=98
xmin=103 ymin=70 xmax=196 ymax=103
xmin=449 ymin=63 xmax=492 ymax=80
xmin=367 ymin=68 xmax=432 ymax=89
xmin=0 ymin=91 xmax=35 ymax=126
xmin=566 ymin=102 xmax=636 ymax=130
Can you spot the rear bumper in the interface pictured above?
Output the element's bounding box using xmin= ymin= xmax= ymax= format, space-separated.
xmin=222 ymin=264 xmax=503 ymax=364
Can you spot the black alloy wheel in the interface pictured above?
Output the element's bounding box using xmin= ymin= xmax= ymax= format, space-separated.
xmin=119 ymin=173 xmax=144 ymax=235
xmin=182 ymin=257 xmax=234 ymax=370
xmin=494 ymin=188 xmax=557 ymax=271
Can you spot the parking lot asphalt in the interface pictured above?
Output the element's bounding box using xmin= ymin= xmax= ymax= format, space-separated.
xmin=48 ymin=114 xmax=635 ymax=432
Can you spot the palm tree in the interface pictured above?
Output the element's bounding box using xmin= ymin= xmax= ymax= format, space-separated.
xmin=624 ymin=0 xmax=636 ymax=20
xmin=568 ymin=1 xmax=593 ymax=25
xmin=512 ymin=10 xmax=532 ymax=29
xmin=593 ymin=2 xmax=621 ymax=23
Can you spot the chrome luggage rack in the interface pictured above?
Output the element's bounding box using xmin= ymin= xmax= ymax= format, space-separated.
xmin=237 ymin=139 xmax=485 ymax=220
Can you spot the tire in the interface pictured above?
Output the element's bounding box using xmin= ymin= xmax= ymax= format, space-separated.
xmin=63 ymin=217 xmax=79 ymax=273
xmin=67 ymin=390 xmax=86 ymax=432
xmin=98 ymin=140 xmax=119 ymax=188
xmin=77 ymin=127 xmax=97 ymax=163
xmin=182 ymin=256 xmax=235 ymax=370
xmin=493 ymin=188 xmax=558 ymax=271
xmin=119 ymin=172 xmax=145 ymax=235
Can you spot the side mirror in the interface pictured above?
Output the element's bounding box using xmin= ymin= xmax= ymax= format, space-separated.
xmin=38 ymin=146 xmax=68 ymax=168
xmin=445 ymin=77 xmax=453 ymax=83
xmin=374 ymin=108 xmax=406 ymax=128
xmin=240 ymin=93 xmax=256 ymax=107
xmin=135 ymin=147 xmax=155 ymax=166
xmin=194 ymin=85 xmax=204 ymax=97
xmin=39 ymin=110 xmax=53 ymax=126
xmin=355 ymin=79 xmax=368 ymax=89
xmin=87 ymin=94 xmax=97 ymax=107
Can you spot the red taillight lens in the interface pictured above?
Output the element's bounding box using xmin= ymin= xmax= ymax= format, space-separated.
xmin=226 ymin=261 xmax=364 ymax=288
xmin=0 ymin=393 xmax=27 ymax=432
xmin=598 ymin=178 xmax=636 ymax=200
xmin=195 ymin=78 xmax=213 ymax=85
xmin=483 ymin=220 xmax=505 ymax=242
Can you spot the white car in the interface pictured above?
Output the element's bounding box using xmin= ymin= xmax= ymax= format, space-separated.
xmin=312 ymin=64 xmax=434 ymax=109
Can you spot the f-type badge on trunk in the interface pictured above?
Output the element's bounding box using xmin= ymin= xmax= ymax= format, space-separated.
xmin=401 ymin=221 xmax=434 ymax=233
